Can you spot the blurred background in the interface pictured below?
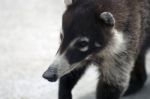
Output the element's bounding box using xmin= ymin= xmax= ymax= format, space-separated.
xmin=0 ymin=0 xmax=150 ymax=99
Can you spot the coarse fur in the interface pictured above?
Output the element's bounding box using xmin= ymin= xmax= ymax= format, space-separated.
xmin=43 ymin=0 xmax=150 ymax=99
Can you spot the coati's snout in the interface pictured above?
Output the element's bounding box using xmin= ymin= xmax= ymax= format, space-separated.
xmin=42 ymin=53 xmax=73 ymax=82
xmin=43 ymin=67 xmax=58 ymax=82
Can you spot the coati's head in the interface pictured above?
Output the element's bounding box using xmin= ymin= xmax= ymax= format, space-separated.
xmin=43 ymin=0 xmax=119 ymax=82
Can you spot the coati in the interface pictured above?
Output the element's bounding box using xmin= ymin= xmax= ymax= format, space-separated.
xmin=43 ymin=0 xmax=150 ymax=99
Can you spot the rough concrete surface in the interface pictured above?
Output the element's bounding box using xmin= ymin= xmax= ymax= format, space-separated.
xmin=0 ymin=0 xmax=150 ymax=99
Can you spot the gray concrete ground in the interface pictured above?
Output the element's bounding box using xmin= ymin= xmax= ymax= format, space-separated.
xmin=0 ymin=0 xmax=150 ymax=99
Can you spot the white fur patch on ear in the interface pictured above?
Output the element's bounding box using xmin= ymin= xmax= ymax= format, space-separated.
xmin=64 ymin=0 xmax=72 ymax=6
xmin=80 ymin=46 xmax=89 ymax=52
xmin=100 ymin=12 xmax=115 ymax=26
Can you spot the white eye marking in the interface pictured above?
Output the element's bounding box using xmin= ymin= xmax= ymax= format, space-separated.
xmin=95 ymin=42 xmax=101 ymax=47
xmin=80 ymin=37 xmax=89 ymax=42
xmin=64 ymin=0 xmax=72 ymax=6
xmin=67 ymin=37 xmax=90 ymax=52
xmin=79 ymin=37 xmax=89 ymax=52
xmin=79 ymin=46 xmax=89 ymax=52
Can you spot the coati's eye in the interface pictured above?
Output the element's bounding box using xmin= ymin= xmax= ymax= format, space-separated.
xmin=76 ymin=41 xmax=88 ymax=48
xmin=75 ymin=37 xmax=89 ymax=52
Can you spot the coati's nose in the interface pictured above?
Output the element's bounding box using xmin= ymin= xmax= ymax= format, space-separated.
xmin=42 ymin=67 xmax=58 ymax=82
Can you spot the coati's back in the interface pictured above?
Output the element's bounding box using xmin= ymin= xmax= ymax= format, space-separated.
xmin=141 ymin=0 xmax=150 ymax=53
xmin=145 ymin=0 xmax=150 ymax=51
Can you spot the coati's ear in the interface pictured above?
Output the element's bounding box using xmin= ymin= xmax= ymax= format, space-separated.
xmin=100 ymin=12 xmax=115 ymax=26
xmin=64 ymin=0 xmax=73 ymax=6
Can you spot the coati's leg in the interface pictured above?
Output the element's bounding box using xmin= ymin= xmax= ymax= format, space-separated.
xmin=96 ymin=63 xmax=132 ymax=99
xmin=96 ymin=80 xmax=125 ymax=99
xmin=59 ymin=66 xmax=87 ymax=99
xmin=124 ymin=53 xmax=147 ymax=96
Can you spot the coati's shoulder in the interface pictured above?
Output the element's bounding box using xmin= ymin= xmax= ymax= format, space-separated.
xmin=94 ymin=0 xmax=144 ymax=31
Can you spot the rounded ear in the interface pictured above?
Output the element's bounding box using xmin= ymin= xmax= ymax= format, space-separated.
xmin=64 ymin=0 xmax=72 ymax=6
xmin=100 ymin=12 xmax=115 ymax=26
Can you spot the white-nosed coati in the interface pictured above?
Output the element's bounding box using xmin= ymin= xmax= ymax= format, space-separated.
xmin=43 ymin=0 xmax=150 ymax=99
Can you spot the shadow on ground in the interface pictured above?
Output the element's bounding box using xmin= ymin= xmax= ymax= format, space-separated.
xmin=78 ymin=75 xmax=150 ymax=99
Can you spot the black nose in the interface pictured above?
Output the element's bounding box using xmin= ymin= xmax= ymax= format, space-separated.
xmin=42 ymin=67 xmax=58 ymax=82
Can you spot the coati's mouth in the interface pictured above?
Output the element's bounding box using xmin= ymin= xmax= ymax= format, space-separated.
xmin=42 ymin=61 xmax=88 ymax=82
xmin=42 ymin=66 xmax=78 ymax=82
